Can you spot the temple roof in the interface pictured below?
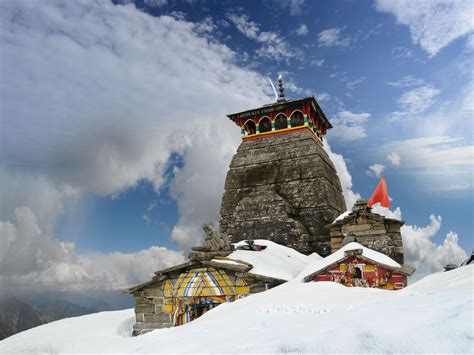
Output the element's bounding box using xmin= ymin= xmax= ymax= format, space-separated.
xmin=227 ymin=96 xmax=332 ymax=128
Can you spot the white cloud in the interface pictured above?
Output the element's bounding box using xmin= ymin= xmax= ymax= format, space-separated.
xmin=375 ymin=0 xmax=474 ymax=57
xmin=296 ymin=24 xmax=309 ymax=36
xmin=0 ymin=206 xmax=185 ymax=292
xmin=310 ymin=58 xmax=325 ymax=66
xmin=387 ymin=85 xmax=440 ymax=122
xmin=328 ymin=110 xmax=371 ymax=142
xmin=1 ymin=1 xmax=270 ymax=197
xmin=367 ymin=164 xmax=385 ymax=178
xmin=170 ymin=122 xmax=239 ymax=249
xmin=373 ymin=136 xmax=473 ymax=191
xmin=387 ymin=151 xmax=401 ymax=167
xmin=366 ymin=205 xmax=467 ymax=278
xmin=277 ymin=0 xmax=306 ymax=16
xmin=324 ymin=141 xmax=361 ymax=210
xmin=401 ymin=216 xmax=467 ymax=277
xmin=144 ymin=0 xmax=168 ymax=7
xmin=315 ymin=92 xmax=330 ymax=102
xmin=227 ymin=14 xmax=298 ymax=62
xmin=317 ymin=27 xmax=351 ymax=47
xmin=282 ymin=75 xmax=313 ymax=96
xmin=0 ymin=0 xmax=272 ymax=291
xmin=392 ymin=46 xmax=415 ymax=60
xmin=387 ymin=75 xmax=425 ymax=88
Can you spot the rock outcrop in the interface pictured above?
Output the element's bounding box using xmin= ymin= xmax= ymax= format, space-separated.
xmin=219 ymin=129 xmax=346 ymax=256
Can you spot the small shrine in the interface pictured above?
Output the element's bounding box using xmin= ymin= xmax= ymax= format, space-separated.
xmin=127 ymin=224 xmax=285 ymax=336
xmin=301 ymin=242 xmax=415 ymax=290
xmin=327 ymin=200 xmax=404 ymax=264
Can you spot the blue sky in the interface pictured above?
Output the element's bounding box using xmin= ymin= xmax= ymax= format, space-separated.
xmin=0 ymin=0 xmax=472 ymax=292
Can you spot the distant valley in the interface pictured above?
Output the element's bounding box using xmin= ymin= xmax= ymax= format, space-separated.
xmin=0 ymin=290 xmax=133 ymax=340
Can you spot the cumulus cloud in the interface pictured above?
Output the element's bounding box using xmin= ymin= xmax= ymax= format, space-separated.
xmin=227 ymin=14 xmax=298 ymax=62
xmin=317 ymin=27 xmax=351 ymax=47
xmin=0 ymin=0 xmax=271 ymax=292
xmin=375 ymin=0 xmax=474 ymax=57
xmin=401 ymin=216 xmax=467 ymax=277
xmin=328 ymin=110 xmax=371 ymax=142
xmin=1 ymin=1 xmax=270 ymax=196
xmin=0 ymin=206 xmax=185 ymax=293
xmin=367 ymin=164 xmax=385 ymax=178
xmin=387 ymin=151 xmax=401 ymax=167
xmin=170 ymin=122 xmax=239 ymax=248
xmin=324 ymin=141 xmax=361 ymax=210
xmin=295 ymin=24 xmax=309 ymax=36
xmin=366 ymin=205 xmax=467 ymax=278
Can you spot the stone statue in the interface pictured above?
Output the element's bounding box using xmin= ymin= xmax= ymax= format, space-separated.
xmin=202 ymin=223 xmax=231 ymax=251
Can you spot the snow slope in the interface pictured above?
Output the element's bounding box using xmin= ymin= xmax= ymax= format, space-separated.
xmin=1 ymin=266 xmax=472 ymax=354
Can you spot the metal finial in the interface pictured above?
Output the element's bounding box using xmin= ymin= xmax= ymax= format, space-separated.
xmin=277 ymin=74 xmax=285 ymax=102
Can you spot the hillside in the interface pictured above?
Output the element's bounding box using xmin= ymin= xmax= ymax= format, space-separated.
xmin=0 ymin=265 xmax=472 ymax=353
xmin=0 ymin=299 xmax=52 ymax=340
xmin=0 ymin=290 xmax=130 ymax=340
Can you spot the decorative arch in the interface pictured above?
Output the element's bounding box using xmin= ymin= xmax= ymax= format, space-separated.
xmin=274 ymin=113 xmax=288 ymax=130
xmin=258 ymin=116 xmax=272 ymax=133
xmin=243 ymin=119 xmax=256 ymax=135
xmin=290 ymin=110 xmax=304 ymax=127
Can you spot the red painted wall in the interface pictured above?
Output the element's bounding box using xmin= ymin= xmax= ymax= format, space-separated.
xmin=312 ymin=255 xmax=406 ymax=290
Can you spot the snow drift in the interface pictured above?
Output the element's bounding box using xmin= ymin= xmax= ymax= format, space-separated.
xmin=0 ymin=265 xmax=472 ymax=354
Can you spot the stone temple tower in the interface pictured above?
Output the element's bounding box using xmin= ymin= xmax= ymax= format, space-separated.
xmin=219 ymin=77 xmax=346 ymax=256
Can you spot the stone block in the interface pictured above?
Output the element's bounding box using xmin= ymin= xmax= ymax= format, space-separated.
xmin=249 ymin=283 xmax=268 ymax=293
xmin=355 ymin=228 xmax=387 ymax=236
xmin=134 ymin=297 xmax=152 ymax=305
xmin=342 ymin=224 xmax=372 ymax=233
xmin=134 ymin=304 xmax=154 ymax=314
xmin=143 ymin=289 xmax=164 ymax=298
xmin=144 ymin=313 xmax=171 ymax=324
xmin=386 ymin=223 xmax=402 ymax=232
xmin=152 ymin=297 xmax=164 ymax=305
xmin=135 ymin=313 xmax=144 ymax=322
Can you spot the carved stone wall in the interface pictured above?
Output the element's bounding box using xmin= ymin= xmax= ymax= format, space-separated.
xmin=219 ymin=129 xmax=346 ymax=256
xmin=131 ymin=268 xmax=282 ymax=336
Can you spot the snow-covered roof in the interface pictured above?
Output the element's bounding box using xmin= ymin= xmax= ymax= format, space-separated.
xmin=218 ymin=239 xmax=319 ymax=281
xmin=297 ymin=242 xmax=401 ymax=281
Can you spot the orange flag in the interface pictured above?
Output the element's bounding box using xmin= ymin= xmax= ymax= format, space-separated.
xmin=367 ymin=176 xmax=390 ymax=208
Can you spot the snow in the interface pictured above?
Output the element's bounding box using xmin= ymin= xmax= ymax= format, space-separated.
xmin=1 ymin=265 xmax=472 ymax=354
xmin=333 ymin=210 xmax=350 ymax=222
xmin=297 ymin=242 xmax=401 ymax=281
xmin=209 ymin=258 xmax=244 ymax=266
xmin=228 ymin=239 xmax=314 ymax=280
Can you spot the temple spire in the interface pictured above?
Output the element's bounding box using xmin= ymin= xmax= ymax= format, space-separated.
xmin=277 ymin=74 xmax=286 ymax=102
